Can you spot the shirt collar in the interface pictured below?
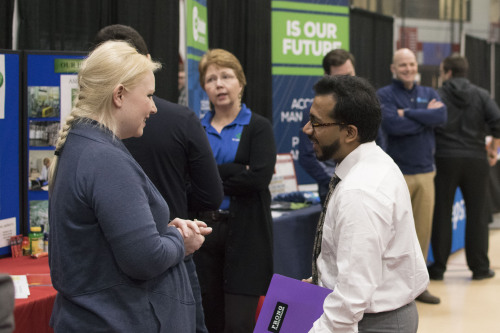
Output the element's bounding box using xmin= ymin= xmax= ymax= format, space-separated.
xmin=233 ymin=103 xmax=252 ymax=125
xmin=69 ymin=119 xmax=128 ymax=154
xmin=201 ymin=103 xmax=252 ymax=128
xmin=334 ymin=141 xmax=378 ymax=181
xmin=392 ymin=78 xmax=416 ymax=92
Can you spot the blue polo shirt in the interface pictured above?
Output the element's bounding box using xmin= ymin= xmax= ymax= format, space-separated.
xmin=201 ymin=104 xmax=252 ymax=209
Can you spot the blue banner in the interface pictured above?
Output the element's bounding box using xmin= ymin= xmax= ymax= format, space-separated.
xmin=0 ymin=52 xmax=20 ymax=256
xmin=272 ymin=0 xmax=349 ymax=185
xmin=186 ymin=0 xmax=210 ymax=118
xmin=25 ymin=52 xmax=84 ymax=237
xmin=427 ymin=188 xmax=466 ymax=263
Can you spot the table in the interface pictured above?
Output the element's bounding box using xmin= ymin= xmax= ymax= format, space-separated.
xmin=0 ymin=209 xmax=324 ymax=333
xmin=0 ymin=209 xmax=323 ymax=332
xmin=1 ymin=201 xmax=462 ymax=331
xmin=273 ymin=204 xmax=322 ymax=280
xmin=273 ymin=190 xmax=467 ymax=273
xmin=0 ymin=256 xmax=55 ymax=333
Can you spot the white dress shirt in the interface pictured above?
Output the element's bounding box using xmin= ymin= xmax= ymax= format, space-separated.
xmin=40 ymin=165 xmax=48 ymax=181
xmin=310 ymin=142 xmax=429 ymax=333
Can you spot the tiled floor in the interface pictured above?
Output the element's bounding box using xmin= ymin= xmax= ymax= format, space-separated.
xmin=416 ymin=221 xmax=500 ymax=332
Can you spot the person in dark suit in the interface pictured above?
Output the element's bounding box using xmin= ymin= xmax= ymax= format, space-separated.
xmin=194 ymin=48 xmax=277 ymax=332
xmin=93 ymin=25 xmax=224 ymax=333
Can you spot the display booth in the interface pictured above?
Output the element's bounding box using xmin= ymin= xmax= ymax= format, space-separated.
xmin=0 ymin=50 xmax=21 ymax=256
xmin=23 ymin=51 xmax=85 ymax=238
xmin=271 ymin=0 xmax=349 ymax=185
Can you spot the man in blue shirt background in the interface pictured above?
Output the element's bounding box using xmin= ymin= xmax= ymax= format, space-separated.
xmin=377 ymin=48 xmax=447 ymax=305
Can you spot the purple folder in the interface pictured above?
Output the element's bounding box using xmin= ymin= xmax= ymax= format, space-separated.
xmin=254 ymin=274 xmax=333 ymax=333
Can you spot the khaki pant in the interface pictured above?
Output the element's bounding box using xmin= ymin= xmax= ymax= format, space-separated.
xmin=404 ymin=171 xmax=436 ymax=261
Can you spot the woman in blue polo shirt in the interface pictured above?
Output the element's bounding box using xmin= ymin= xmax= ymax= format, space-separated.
xmin=194 ymin=49 xmax=277 ymax=332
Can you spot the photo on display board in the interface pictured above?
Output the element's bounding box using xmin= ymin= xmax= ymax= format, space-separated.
xmin=60 ymin=74 xmax=80 ymax=124
xmin=29 ymin=200 xmax=49 ymax=233
xmin=28 ymin=150 xmax=54 ymax=190
xmin=28 ymin=86 xmax=60 ymax=118
xmin=29 ymin=120 xmax=59 ymax=147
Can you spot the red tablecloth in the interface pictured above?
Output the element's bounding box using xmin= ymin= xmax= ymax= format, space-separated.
xmin=0 ymin=256 xmax=55 ymax=333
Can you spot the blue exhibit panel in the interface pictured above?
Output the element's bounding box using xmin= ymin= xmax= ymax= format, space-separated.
xmin=427 ymin=188 xmax=466 ymax=263
xmin=272 ymin=74 xmax=318 ymax=185
xmin=450 ymin=188 xmax=466 ymax=253
xmin=25 ymin=53 xmax=85 ymax=234
xmin=26 ymin=54 xmax=83 ymax=86
xmin=0 ymin=52 xmax=21 ymax=255
xmin=271 ymin=0 xmax=349 ymax=185
xmin=187 ymin=54 xmax=210 ymax=119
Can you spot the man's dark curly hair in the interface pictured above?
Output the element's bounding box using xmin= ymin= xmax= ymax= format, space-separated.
xmin=313 ymin=75 xmax=381 ymax=143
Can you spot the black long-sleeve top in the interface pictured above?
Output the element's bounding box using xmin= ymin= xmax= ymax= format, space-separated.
xmin=437 ymin=78 xmax=500 ymax=159
xmin=124 ymin=96 xmax=223 ymax=219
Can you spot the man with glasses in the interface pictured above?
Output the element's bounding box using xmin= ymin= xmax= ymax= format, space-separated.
xmin=299 ymin=49 xmax=355 ymax=204
xmin=299 ymin=49 xmax=386 ymax=204
xmin=303 ymin=75 xmax=428 ymax=333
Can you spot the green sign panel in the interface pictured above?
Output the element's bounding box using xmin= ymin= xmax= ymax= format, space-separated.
xmin=187 ymin=0 xmax=208 ymax=60
xmin=272 ymin=1 xmax=349 ymax=76
xmin=54 ymin=59 xmax=83 ymax=73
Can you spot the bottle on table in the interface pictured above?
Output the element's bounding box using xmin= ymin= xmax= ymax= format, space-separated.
xmin=29 ymin=226 xmax=44 ymax=255
xmin=22 ymin=236 xmax=30 ymax=256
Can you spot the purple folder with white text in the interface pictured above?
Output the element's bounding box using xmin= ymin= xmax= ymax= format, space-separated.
xmin=254 ymin=274 xmax=333 ymax=333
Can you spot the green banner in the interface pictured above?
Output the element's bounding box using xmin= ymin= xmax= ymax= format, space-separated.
xmin=272 ymin=66 xmax=323 ymax=76
xmin=187 ymin=0 xmax=208 ymax=52
xmin=54 ymin=59 xmax=83 ymax=73
xmin=271 ymin=0 xmax=350 ymax=185
xmin=272 ymin=11 xmax=349 ymax=68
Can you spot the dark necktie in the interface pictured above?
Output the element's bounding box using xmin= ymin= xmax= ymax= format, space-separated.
xmin=312 ymin=174 xmax=341 ymax=285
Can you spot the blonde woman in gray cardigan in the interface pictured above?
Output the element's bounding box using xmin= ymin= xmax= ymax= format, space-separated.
xmin=48 ymin=41 xmax=210 ymax=332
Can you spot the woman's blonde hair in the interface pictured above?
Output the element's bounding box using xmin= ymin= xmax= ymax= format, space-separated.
xmin=49 ymin=40 xmax=161 ymax=186
xmin=198 ymin=49 xmax=246 ymax=95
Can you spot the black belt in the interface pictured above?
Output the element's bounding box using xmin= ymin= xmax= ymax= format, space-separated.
xmin=195 ymin=210 xmax=231 ymax=222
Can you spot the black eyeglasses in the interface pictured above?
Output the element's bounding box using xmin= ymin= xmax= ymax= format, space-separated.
xmin=310 ymin=121 xmax=344 ymax=129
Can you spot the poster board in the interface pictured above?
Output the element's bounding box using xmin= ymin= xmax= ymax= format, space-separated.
xmin=269 ymin=153 xmax=299 ymax=199
xmin=271 ymin=0 xmax=349 ymax=184
xmin=0 ymin=50 xmax=21 ymax=256
xmin=23 ymin=51 xmax=85 ymax=235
